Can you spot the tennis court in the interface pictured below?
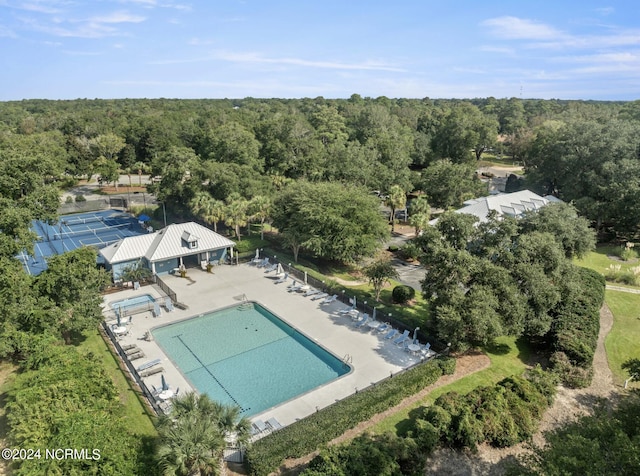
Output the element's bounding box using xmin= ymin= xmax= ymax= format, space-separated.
xmin=19 ymin=210 xmax=148 ymax=275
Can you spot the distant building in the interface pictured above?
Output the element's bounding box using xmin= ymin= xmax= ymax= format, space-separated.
xmin=430 ymin=190 xmax=562 ymax=225
xmin=100 ymin=221 xmax=235 ymax=280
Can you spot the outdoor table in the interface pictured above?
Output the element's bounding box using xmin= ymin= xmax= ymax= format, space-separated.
xmin=113 ymin=326 xmax=128 ymax=336
xmin=367 ymin=320 xmax=381 ymax=329
xmin=407 ymin=344 xmax=421 ymax=354
xmin=158 ymin=390 xmax=174 ymax=400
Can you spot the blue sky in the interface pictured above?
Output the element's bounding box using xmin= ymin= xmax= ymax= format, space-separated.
xmin=1 ymin=0 xmax=639 ymax=100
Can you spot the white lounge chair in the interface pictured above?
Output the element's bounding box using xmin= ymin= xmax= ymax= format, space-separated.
xmin=303 ymin=288 xmax=320 ymax=297
xmin=296 ymin=284 xmax=311 ymax=293
xmin=321 ymin=294 xmax=338 ymax=304
xmin=274 ymin=273 xmax=288 ymax=284
xmin=257 ymin=257 xmax=270 ymax=268
xmin=311 ymin=292 xmax=328 ymax=301
xmin=376 ymin=322 xmax=390 ymax=333
xmin=393 ymin=330 xmax=410 ymax=345
xmin=251 ymin=419 xmax=268 ymax=435
xmin=266 ymin=417 xmax=283 ymax=431
xmin=164 ymin=297 xmax=174 ymax=312
xmin=287 ymin=280 xmax=301 ymax=291
xmin=383 ymin=328 xmax=399 ymax=340
xmin=264 ymin=263 xmax=277 ymax=273
xmin=354 ymin=314 xmax=369 ymax=328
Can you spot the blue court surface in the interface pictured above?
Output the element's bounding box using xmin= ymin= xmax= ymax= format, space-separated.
xmin=18 ymin=210 xmax=148 ymax=275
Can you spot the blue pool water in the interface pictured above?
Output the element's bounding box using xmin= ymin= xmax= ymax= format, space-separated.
xmin=110 ymin=294 xmax=155 ymax=314
xmin=152 ymin=302 xmax=350 ymax=416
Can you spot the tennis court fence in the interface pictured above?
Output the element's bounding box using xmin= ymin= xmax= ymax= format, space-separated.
xmin=58 ymin=199 xmax=110 ymax=215
xmin=51 ymin=223 xmax=132 ymax=241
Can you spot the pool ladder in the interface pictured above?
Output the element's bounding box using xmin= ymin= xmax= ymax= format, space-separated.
xmin=238 ymin=294 xmax=251 ymax=311
xmin=342 ymin=354 xmax=353 ymax=364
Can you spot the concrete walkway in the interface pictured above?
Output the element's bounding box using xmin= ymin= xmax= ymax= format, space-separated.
xmin=103 ymin=264 xmax=427 ymax=430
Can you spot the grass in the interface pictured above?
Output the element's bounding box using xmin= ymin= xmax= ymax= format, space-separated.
xmin=604 ymin=290 xmax=640 ymax=387
xmin=78 ymin=330 xmax=157 ymax=437
xmin=372 ymin=335 xmax=530 ymax=435
xmin=575 ymin=245 xmax=640 ymax=284
xmin=476 ymin=155 xmax=522 ymax=167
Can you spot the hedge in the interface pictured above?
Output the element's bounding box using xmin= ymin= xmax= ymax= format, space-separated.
xmin=549 ymin=267 xmax=605 ymax=387
xmin=246 ymin=359 xmax=451 ymax=475
xmin=417 ymin=367 xmax=557 ymax=451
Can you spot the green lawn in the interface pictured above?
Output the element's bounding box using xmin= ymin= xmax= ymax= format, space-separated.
xmin=575 ymin=245 xmax=640 ymax=287
xmin=79 ymin=330 xmax=157 ymax=437
xmin=604 ymin=290 xmax=640 ymax=387
xmin=372 ymin=335 xmax=530 ymax=435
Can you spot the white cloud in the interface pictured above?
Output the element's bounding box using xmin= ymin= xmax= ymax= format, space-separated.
xmin=86 ymin=11 xmax=145 ymax=24
xmin=0 ymin=24 xmax=18 ymax=37
xmin=481 ymin=16 xmax=564 ymax=40
xmin=213 ymin=51 xmax=407 ymax=72
xmin=148 ymin=50 xmax=406 ymax=72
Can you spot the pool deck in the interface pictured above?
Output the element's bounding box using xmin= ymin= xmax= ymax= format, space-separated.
xmin=103 ymin=263 xmax=426 ymax=431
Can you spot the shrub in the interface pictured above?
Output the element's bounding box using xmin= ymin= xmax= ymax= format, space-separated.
xmin=422 ymin=371 xmax=557 ymax=451
xmin=401 ymin=243 xmax=420 ymax=261
xmin=388 ymin=244 xmax=399 ymax=252
xmin=392 ymin=285 xmax=416 ymax=304
xmin=75 ymin=194 xmax=86 ymax=202
xmin=619 ymin=243 xmax=638 ymax=261
xmin=436 ymin=356 xmax=456 ymax=375
xmin=65 ymin=196 xmax=74 ymax=204
xmin=246 ymin=361 xmax=444 ymax=475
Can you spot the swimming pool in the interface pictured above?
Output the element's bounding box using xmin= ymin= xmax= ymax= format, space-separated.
xmin=110 ymin=294 xmax=155 ymax=316
xmin=152 ymin=302 xmax=351 ymax=416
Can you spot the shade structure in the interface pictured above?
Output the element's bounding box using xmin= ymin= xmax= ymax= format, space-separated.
xmin=161 ymin=374 xmax=169 ymax=391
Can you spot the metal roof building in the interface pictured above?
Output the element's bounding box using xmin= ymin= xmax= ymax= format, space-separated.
xmin=100 ymin=222 xmax=236 ymax=280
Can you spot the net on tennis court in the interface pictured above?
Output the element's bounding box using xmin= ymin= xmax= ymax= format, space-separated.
xmin=61 ymin=215 xmax=104 ymax=227
xmin=51 ymin=223 xmax=131 ymax=241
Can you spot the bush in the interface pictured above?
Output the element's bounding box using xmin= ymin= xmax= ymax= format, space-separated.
xmin=75 ymin=194 xmax=86 ymax=202
xmin=619 ymin=245 xmax=638 ymax=261
xmin=420 ymin=371 xmax=557 ymax=451
xmin=436 ymin=356 xmax=456 ymax=375
xmin=246 ymin=361 xmax=444 ymax=475
xmin=388 ymin=244 xmax=400 ymax=252
xmin=392 ymin=285 xmax=416 ymax=304
xmin=65 ymin=196 xmax=74 ymax=204
xmin=401 ymin=243 xmax=420 ymax=261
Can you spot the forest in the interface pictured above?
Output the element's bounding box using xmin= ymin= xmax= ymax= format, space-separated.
xmin=1 ymin=96 xmax=640 ymax=475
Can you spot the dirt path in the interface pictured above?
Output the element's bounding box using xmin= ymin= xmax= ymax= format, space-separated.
xmin=424 ymin=302 xmax=618 ymax=475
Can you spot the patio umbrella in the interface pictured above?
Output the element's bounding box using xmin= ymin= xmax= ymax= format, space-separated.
xmin=304 ymin=271 xmax=308 ymax=283
xmin=413 ymin=327 xmax=420 ymax=344
xmin=255 ymin=248 xmax=260 ymax=259
xmin=276 ymin=263 xmax=283 ymax=275
xmin=116 ymin=311 xmax=121 ymax=327
xmin=137 ymin=214 xmax=151 ymax=222
xmin=161 ymin=374 xmax=169 ymax=391
xmin=372 ymin=307 xmax=377 ymax=321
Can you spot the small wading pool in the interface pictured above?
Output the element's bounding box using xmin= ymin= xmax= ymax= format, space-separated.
xmin=109 ymin=294 xmax=155 ymax=315
xmin=152 ymin=302 xmax=351 ymax=416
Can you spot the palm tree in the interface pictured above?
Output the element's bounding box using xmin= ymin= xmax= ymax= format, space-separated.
xmin=224 ymin=194 xmax=249 ymax=241
xmin=155 ymin=393 xmax=251 ymax=475
xmin=409 ymin=195 xmax=431 ymax=236
xmin=190 ymin=192 xmax=226 ymax=233
xmin=156 ymin=415 xmax=224 ymax=476
xmin=385 ymin=184 xmax=407 ymax=232
xmin=248 ymin=195 xmax=272 ymax=240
